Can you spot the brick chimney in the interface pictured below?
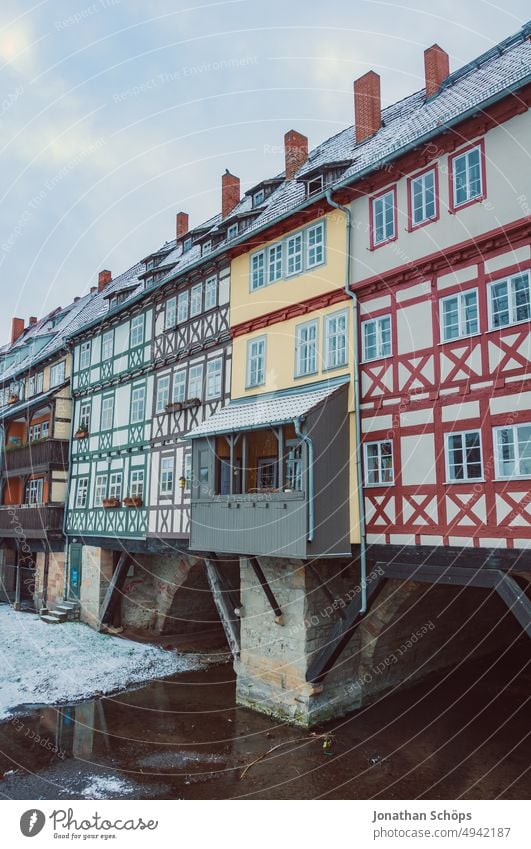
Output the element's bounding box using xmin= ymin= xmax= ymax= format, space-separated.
xmin=98 ymin=269 xmax=112 ymax=292
xmin=354 ymin=71 xmax=381 ymax=144
xmin=29 ymin=316 xmax=38 ymax=326
xmin=424 ymin=44 xmax=449 ymax=98
xmin=284 ymin=130 xmax=308 ymax=180
xmin=222 ymin=170 xmax=240 ymax=218
xmin=11 ymin=318 xmax=24 ymax=343
xmin=176 ymin=211 xmax=189 ymax=241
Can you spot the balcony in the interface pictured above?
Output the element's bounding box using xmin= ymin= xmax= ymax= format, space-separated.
xmin=2 ymin=439 xmax=69 ymax=475
xmin=0 ymin=504 xmax=65 ymax=538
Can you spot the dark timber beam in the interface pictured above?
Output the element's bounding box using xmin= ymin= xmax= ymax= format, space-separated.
xmin=494 ymin=573 xmax=531 ymax=637
xmin=98 ymin=552 xmax=130 ymax=630
xmin=248 ymin=556 xmax=284 ymax=624
xmin=307 ymin=561 xmax=346 ymax=620
xmin=205 ymin=556 xmax=241 ymax=659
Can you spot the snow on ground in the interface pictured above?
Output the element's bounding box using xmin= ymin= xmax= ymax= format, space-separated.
xmin=0 ymin=606 xmax=203 ymax=721
xmin=81 ymin=774 xmax=138 ymax=799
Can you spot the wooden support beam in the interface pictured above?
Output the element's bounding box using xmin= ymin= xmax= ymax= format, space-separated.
xmin=248 ymin=556 xmax=284 ymax=624
xmin=494 ymin=573 xmax=531 ymax=637
xmin=205 ymin=556 xmax=240 ymax=659
xmin=378 ymin=562 xmax=501 ymax=588
xmin=98 ymin=552 xmax=130 ymax=629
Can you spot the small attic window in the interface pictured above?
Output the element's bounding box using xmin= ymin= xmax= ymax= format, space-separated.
xmin=183 ymin=237 xmax=192 ymax=253
xmin=202 ymin=240 xmax=212 ymax=256
xmin=146 ymin=259 xmax=154 ymax=271
xmin=227 ymin=223 xmax=239 ymax=240
xmin=306 ymin=174 xmax=324 ymax=197
xmin=253 ymin=189 xmax=265 ymax=207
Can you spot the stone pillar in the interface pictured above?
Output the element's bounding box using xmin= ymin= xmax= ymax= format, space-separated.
xmin=80 ymin=546 xmax=114 ymax=629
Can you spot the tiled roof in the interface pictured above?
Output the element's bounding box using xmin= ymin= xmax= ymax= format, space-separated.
xmin=188 ymin=377 xmax=349 ymax=438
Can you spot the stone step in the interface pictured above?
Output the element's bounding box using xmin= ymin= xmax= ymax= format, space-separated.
xmin=55 ymin=604 xmax=78 ymax=615
xmin=60 ymin=600 xmax=80 ymax=610
xmin=40 ymin=614 xmax=62 ymax=625
xmin=49 ymin=609 xmax=69 ymax=622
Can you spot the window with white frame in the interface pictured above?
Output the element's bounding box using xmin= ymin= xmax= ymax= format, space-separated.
xmin=362 ymin=316 xmax=392 ymax=361
xmin=247 ymin=337 xmax=265 ymax=387
xmin=295 ymin=321 xmax=318 ymax=376
xmin=227 ymin=223 xmax=239 ymax=240
xmin=489 ymin=272 xmax=531 ymax=329
xmin=131 ymin=386 xmax=146 ymax=423
xmin=494 ymin=424 xmax=531 ymax=478
xmin=76 ymin=477 xmax=89 ymax=508
xmin=36 ymin=372 xmax=43 ymax=394
xmin=410 ymin=168 xmax=437 ymax=226
xmin=28 ymin=376 xmax=35 ymax=398
xmin=130 ymin=315 xmax=144 ymax=347
xmin=324 ymin=310 xmax=348 ymax=369
xmin=251 ymin=251 xmax=265 ymax=290
xmin=190 ymin=283 xmax=202 ymax=317
xmin=41 ymin=421 xmax=49 ymax=439
xmin=202 ymin=240 xmax=212 ymax=255
xmin=440 ymin=290 xmax=479 ymax=341
xmin=130 ymin=469 xmax=145 ymax=498
xmin=94 ymin=474 xmax=107 ymax=507
xmin=253 ymin=188 xmax=265 ymax=207
xmin=184 ymin=453 xmax=192 ymax=491
xmin=306 ymin=222 xmax=324 ymax=268
xmin=160 ymin=456 xmax=174 ymax=494
xmin=50 ymin=360 xmax=66 ymax=387
xmin=79 ymin=341 xmax=91 ymax=370
xmin=183 ymin=236 xmax=192 ymax=253
xmin=206 ymin=358 xmax=222 ymax=399
xmin=286 ymin=232 xmax=303 ymax=276
xmin=364 ymin=441 xmax=394 ymax=485
xmin=156 ymin=375 xmax=171 ymax=412
xmin=100 ymin=395 xmax=114 ymax=431
xmin=445 ymin=430 xmax=482 ymax=481
xmin=268 ymin=244 xmax=283 ymax=283
xmin=79 ymin=400 xmax=91 ymax=431
xmin=372 ymin=190 xmax=395 ymax=245
xmin=165 ymin=296 xmax=177 ymax=329
xmin=188 ymin=364 xmax=203 ymax=400
xmin=177 ymin=291 xmax=189 ymax=323
xmin=452 ymin=145 xmax=483 ymax=207
xmin=31 ymin=424 xmax=41 ymax=441
xmin=205 ymin=277 xmax=217 ymax=309
xmin=173 ymin=369 xmax=186 ymax=403
xmin=109 ymin=472 xmax=123 ymax=500
xmin=101 ymin=329 xmax=114 ymax=361
xmin=27 ymin=478 xmax=44 ymax=504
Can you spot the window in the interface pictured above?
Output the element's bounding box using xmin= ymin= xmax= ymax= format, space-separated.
xmin=183 ymin=236 xmax=192 ymax=253
xmin=188 ymin=364 xmax=203 ymax=400
xmin=183 ymin=453 xmax=192 ymax=491
xmin=101 ymin=330 xmax=114 ymax=361
xmin=101 ymin=395 xmax=114 ymax=431
xmin=325 ymin=310 xmax=348 ymax=369
xmin=27 ymin=376 xmax=35 ymax=398
xmin=285 ymin=443 xmax=303 ymax=490
xmin=173 ymin=370 xmax=186 ymax=403
xmin=206 ymin=358 xmax=222 ymax=399
xmin=440 ymin=290 xmax=479 ymax=341
xmin=131 ymin=386 xmax=146 ymax=423
xmin=295 ymin=321 xmax=318 ymax=377
xmin=306 ymin=222 xmax=325 ymax=268
xmin=445 ymin=430 xmax=483 ymax=481
xmin=36 ymin=372 xmax=43 ymax=394
xmin=177 ymin=291 xmax=189 ymax=323
xmin=494 ymin=424 xmax=531 ymax=479
xmin=27 ymin=478 xmax=44 ymax=504
xmin=362 ymin=316 xmax=392 ymax=361
xmin=76 ymin=477 xmax=89 ymax=508
xmin=130 ymin=469 xmax=145 ymax=498
xmin=205 ymin=277 xmax=217 ymax=310
xmin=109 ymin=472 xmax=122 ymax=500
xmin=165 ymin=296 xmax=177 ymax=329
xmin=156 ymin=375 xmax=170 ymax=412
xmin=190 ymin=283 xmax=202 ymax=317
xmin=253 ymin=189 xmax=265 ymax=207
xmin=94 ymin=474 xmax=107 ymax=507
xmin=409 ymin=168 xmax=437 ymax=227
xmin=41 ymin=421 xmax=49 ymax=439
xmin=371 ymin=189 xmax=396 ymax=247
xmin=247 ymin=337 xmax=266 ymax=387
xmin=202 ymin=240 xmax=212 ymax=255
xmin=31 ymin=424 xmax=41 ymax=441
xmin=451 ymin=143 xmax=484 ymax=209
xmin=227 ymin=223 xmax=239 ymax=240
xmin=160 ymin=456 xmax=174 ymax=494
xmin=489 ymin=272 xmax=531 ymax=329
xmin=364 ymin=441 xmax=394 ymax=485
xmin=286 ymin=232 xmax=303 ymax=276
xmin=79 ymin=341 xmax=91 ymax=370
xmin=79 ymin=400 xmax=91 ymax=431
xmin=251 ymin=251 xmax=265 ymax=290
xmin=307 ymin=175 xmax=324 ymax=196
xmin=130 ymin=315 xmax=144 ymax=348
xmin=268 ymin=244 xmax=283 ymax=284
xmin=50 ymin=360 xmax=66 ymax=387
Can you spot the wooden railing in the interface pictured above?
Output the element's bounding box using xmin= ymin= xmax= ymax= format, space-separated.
xmin=0 ymin=504 xmax=64 ymax=534
xmin=1 ymin=439 xmax=69 ymax=473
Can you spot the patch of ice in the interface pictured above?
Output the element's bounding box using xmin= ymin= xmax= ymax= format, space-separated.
xmin=82 ymin=774 xmax=137 ymax=799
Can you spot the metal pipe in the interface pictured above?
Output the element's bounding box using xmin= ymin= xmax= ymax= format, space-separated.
xmin=294 ymin=416 xmax=314 ymax=543
xmin=62 ymin=370 xmax=77 ymax=601
xmin=325 ymin=189 xmax=367 ymax=613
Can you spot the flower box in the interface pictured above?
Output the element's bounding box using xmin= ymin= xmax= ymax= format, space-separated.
xmin=182 ymin=397 xmax=201 ymax=409
xmin=7 ymin=395 xmax=19 ymax=405
xmin=102 ymin=497 xmax=121 ymax=509
xmin=74 ymin=429 xmax=89 ymax=440
xmin=123 ymin=496 xmax=143 ymax=508
xmin=165 ymin=402 xmax=183 ymax=413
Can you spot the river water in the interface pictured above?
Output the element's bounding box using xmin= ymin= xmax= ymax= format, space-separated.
xmin=0 ymin=636 xmax=529 ymax=800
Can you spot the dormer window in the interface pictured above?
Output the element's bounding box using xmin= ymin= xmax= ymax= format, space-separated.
xmin=183 ymin=237 xmax=192 ymax=253
xmin=306 ymin=175 xmax=324 ymax=197
xmin=202 ymin=240 xmax=212 ymax=256
xmin=227 ymin=223 xmax=239 ymax=241
xmin=253 ymin=189 xmax=265 ymax=208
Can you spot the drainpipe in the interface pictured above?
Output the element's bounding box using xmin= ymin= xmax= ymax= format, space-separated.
xmin=325 ymin=189 xmax=367 ymax=613
xmin=294 ymin=416 xmax=314 ymax=543
xmin=62 ymin=374 xmax=75 ymax=601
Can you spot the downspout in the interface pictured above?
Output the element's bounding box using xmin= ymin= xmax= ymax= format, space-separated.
xmin=61 ymin=349 xmax=75 ymax=600
xmin=294 ymin=416 xmax=314 ymax=543
xmin=325 ymin=189 xmax=367 ymax=613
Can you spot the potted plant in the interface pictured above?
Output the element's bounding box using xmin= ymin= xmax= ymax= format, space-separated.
xmin=7 ymin=393 xmax=19 ymax=405
xmin=102 ymin=497 xmax=121 ymax=509
xmin=182 ymin=397 xmax=201 ymax=409
xmin=123 ymin=495 xmax=143 ymax=508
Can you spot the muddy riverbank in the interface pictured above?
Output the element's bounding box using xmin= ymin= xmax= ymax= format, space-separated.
xmin=0 ymin=635 xmax=529 ymax=800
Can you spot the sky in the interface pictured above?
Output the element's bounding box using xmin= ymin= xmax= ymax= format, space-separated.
xmin=0 ymin=0 xmax=529 ymax=341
